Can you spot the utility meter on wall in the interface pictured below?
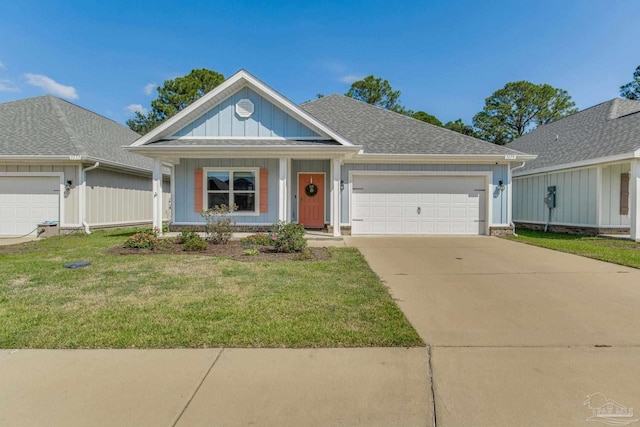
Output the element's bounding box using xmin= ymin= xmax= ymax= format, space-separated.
xmin=544 ymin=186 xmax=557 ymax=208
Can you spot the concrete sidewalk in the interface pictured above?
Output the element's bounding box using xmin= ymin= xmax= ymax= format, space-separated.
xmin=0 ymin=348 xmax=431 ymax=427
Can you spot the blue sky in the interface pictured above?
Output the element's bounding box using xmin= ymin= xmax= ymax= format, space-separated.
xmin=1 ymin=0 xmax=638 ymax=127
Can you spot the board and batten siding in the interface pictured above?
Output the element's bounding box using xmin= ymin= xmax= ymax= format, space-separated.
xmin=85 ymin=168 xmax=170 ymax=225
xmin=340 ymin=163 xmax=509 ymax=225
xmin=172 ymin=87 xmax=320 ymax=139
xmin=513 ymin=167 xmax=599 ymax=226
xmin=174 ymin=158 xmax=279 ymax=224
xmin=0 ymin=163 xmax=79 ymax=225
xmin=601 ymin=163 xmax=631 ymax=226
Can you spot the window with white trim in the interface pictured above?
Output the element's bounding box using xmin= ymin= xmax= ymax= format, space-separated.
xmin=205 ymin=168 xmax=259 ymax=213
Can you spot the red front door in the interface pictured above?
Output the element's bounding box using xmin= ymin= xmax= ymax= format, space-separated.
xmin=298 ymin=173 xmax=325 ymax=228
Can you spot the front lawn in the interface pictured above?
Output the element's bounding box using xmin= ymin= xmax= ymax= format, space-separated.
xmin=507 ymin=229 xmax=640 ymax=269
xmin=0 ymin=230 xmax=422 ymax=348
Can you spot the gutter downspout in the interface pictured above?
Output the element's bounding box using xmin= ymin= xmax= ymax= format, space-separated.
xmin=509 ymin=162 xmax=527 ymax=237
xmin=81 ymin=162 xmax=100 ymax=234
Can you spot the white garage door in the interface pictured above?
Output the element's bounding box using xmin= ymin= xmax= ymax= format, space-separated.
xmin=0 ymin=176 xmax=60 ymax=236
xmin=351 ymin=175 xmax=486 ymax=235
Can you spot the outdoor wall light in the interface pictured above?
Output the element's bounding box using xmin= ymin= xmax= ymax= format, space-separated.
xmin=65 ymin=180 xmax=73 ymax=191
xmin=497 ymin=180 xmax=505 ymax=191
xmin=340 ymin=180 xmax=344 ymax=191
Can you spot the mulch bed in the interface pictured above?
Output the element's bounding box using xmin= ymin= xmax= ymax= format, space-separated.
xmin=105 ymin=240 xmax=331 ymax=262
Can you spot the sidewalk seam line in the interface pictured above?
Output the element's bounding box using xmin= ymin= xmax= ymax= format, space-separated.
xmin=171 ymin=348 xmax=224 ymax=427
xmin=427 ymin=345 xmax=437 ymax=427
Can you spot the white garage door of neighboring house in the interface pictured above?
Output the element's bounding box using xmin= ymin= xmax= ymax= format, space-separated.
xmin=351 ymin=175 xmax=486 ymax=235
xmin=0 ymin=176 xmax=60 ymax=236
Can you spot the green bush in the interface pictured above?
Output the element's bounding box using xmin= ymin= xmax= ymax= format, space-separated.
xmin=240 ymin=232 xmax=272 ymax=247
xmin=201 ymin=204 xmax=237 ymax=245
xmin=123 ymin=231 xmax=159 ymax=249
xmin=176 ymin=227 xmax=200 ymax=244
xmin=271 ymin=222 xmax=307 ymax=253
xmin=243 ymin=248 xmax=260 ymax=256
xmin=183 ymin=236 xmax=208 ymax=252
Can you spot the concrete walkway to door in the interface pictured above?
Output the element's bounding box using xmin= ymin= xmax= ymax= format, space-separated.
xmin=346 ymin=236 xmax=640 ymax=427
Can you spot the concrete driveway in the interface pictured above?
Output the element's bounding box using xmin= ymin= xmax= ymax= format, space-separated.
xmin=346 ymin=236 xmax=640 ymax=427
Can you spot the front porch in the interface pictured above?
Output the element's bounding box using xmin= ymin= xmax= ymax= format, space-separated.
xmin=152 ymin=157 xmax=346 ymax=237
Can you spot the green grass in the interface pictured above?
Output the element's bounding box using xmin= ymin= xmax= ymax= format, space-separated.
xmin=0 ymin=229 xmax=422 ymax=349
xmin=507 ymin=229 xmax=640 ymax=269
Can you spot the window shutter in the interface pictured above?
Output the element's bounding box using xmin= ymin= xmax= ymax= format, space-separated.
xmin=194 ymin=169 xmax=203 ymax=212
xmin=260 ymin=169 xmax=268 ymax=213
xmin=620 ymin=173 xmax=630 ymax=215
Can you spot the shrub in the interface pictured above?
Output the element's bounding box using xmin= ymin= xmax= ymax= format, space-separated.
xmin=176 ymin=227 xmax=200 ymax=244
xmin=123 ymin=231 xmax=159 ymax=249
xmin=271 ymin=222 xmax=307 ymax=253
xmin=240 ymin=233 xmax=272 ymax=247
xmin=243 ymin=248 xmax=260 ymax=256
xmin=183 ymin=236 xmax=208 ymax=252
xmin=201 ymin=204 xmax=237 ymax=245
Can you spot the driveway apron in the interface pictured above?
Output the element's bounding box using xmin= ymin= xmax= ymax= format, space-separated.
xmin=346 ymin=236 xmax=640 ymax=427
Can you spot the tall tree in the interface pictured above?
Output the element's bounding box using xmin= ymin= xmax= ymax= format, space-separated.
xmin=473 ymin=81 xmax=577 ymax=145
xmin=127 ymin=68 xmax=225 ymax=134
xmin=620 ymin=65 xmax=640 ymax=100
xmin=345 ymin=75 xmax=405 ymax=113
xmin=444 ymin=119 xmax=475 ymax=136
xmin=411 ymin=111 xmax=442 ymax=126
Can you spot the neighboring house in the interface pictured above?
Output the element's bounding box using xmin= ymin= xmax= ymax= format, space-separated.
xmin=508 ymin=98 xmax=640 ymax=241
xmin=0 ymin=95 xmax=170 ymax=236
xmin=128 ymin=70 xmax=534 ymax=237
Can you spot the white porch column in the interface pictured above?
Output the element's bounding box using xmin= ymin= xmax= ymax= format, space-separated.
xmin=506 ymin=166 xmax=513 ymax=225
xmin=596 ymin=166 xmax=603 ymax=227
xmin=332 ymin=158 xmax=341 ymax=237
xmin=152 ymin=158 xmax=163 ymax=235
xmin=631 ymin=160 xmax=640 ymax=242
xmin=278 ymin=158 xmax=288 ymax=222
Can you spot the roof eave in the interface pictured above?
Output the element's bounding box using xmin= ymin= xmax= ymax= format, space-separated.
xmin=513 ymin=152 xmax=639 ymax=177
xmin=125 ymin=144 xmax=363 ymax=160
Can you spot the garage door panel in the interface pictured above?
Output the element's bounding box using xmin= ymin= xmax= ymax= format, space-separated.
xmin=352 ymin=175 xmax=485 ymax=236
xmin=0 ymin=176 xmax=59 ymax=236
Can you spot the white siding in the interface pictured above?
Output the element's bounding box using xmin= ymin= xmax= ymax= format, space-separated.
xmin=601 ymin=163 xmax=631 ymax=227
xmin=85 ymin=168 xmax=171 ymax=225
xmin=514 ymin=167 xmax=599 ymax=226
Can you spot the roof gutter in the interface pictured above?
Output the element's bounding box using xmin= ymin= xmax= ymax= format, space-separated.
xmin=348 ymin=153 xmax=538 ymax=163
xmin=80 ymin=162 xmax=99 ymax=234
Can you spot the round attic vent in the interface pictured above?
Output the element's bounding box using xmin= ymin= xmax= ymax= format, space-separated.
xmin=236 ymin=99 xmax=254 ymax=118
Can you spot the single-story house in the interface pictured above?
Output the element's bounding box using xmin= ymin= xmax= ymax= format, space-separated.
xmin=0 ymin=95 xmax=170 ymax=236
xmin=508 ymin=98 xmax=640 ymax=241
xmin=127 ymin=70 xmax=534 ymax=237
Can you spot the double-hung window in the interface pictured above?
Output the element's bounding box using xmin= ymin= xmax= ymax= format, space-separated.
xmin=205 ymin=168 xmax=258 ymax=213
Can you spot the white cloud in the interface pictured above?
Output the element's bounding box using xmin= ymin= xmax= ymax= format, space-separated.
xmin=340 ymin=74 xmax=364 ymax=84
xmin=125 ymin=104 xmax=148 ymax=115
xmin=0 ymin=79 xmax=20 ymax=92
xmin=24 ymin=73 xmax=78 ymax=99
xmin=143 ymin=82 xmax=156 ymax=96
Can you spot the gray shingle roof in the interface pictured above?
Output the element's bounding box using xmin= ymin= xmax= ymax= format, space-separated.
xmin=301 ymin=94 xmax=528 ymax=156
xmin=507 ymin=98 xmax=640 ymax=173
xmin=0 ymin=95 xmax=153 ymax=171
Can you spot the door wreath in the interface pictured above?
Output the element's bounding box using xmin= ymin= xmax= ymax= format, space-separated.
xmin=305 ymin=183 xmax=318 ymax=197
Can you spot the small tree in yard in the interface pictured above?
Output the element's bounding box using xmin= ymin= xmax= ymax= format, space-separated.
xmin=201 ymin=204 xmax=237 ymax=244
